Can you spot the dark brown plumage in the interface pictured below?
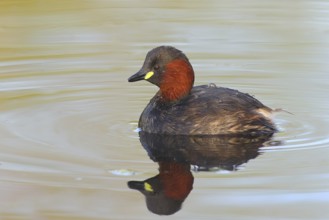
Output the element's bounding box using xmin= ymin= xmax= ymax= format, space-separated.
xmin=128 ymin=46 xmax=276 ymax=135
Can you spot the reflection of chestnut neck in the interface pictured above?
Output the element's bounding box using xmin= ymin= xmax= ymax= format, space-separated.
xmin=129 ymin=132 xmax=276 ymax=215
xmin=158 ymin=161 xmax=193 ymax=201
xmin=127 ymin=161 xmax=194 ymax=215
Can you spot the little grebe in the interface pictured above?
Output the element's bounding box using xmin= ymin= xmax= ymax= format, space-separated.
xmin=128 ymin=46 xmax=277 ymax=135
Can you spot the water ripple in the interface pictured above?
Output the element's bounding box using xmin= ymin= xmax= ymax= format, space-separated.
xmin=263 ymin=112 xmax=329 ymax=151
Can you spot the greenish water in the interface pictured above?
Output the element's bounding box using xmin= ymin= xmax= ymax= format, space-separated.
xmin=0 ymin=1 xmax=329 ymax=219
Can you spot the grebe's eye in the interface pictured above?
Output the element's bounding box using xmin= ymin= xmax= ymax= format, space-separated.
xmin=154 ymin=65 xmax=160 ymax=70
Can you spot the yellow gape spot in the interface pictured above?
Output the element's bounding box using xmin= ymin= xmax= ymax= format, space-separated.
xmin=144 ymin=182 xmax=153 ymax=192
xmin=144 ymin=71 xmax=154 ymax=80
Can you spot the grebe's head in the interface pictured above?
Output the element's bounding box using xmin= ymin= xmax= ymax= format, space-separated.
xmin=128 ymin=46 xmax=194 ymax=101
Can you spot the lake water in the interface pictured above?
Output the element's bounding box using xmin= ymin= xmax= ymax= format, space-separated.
xmin=0 ymin=0 xmax=328 ymax=219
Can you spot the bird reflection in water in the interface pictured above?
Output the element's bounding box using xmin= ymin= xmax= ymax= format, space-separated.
xmin=128 ymin=132 xmax=275 ymax=215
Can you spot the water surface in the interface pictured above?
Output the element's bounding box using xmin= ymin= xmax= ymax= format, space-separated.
xmin=0 ymin=1 xmax=329 ymax=219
